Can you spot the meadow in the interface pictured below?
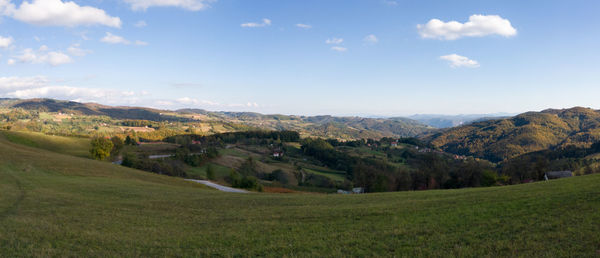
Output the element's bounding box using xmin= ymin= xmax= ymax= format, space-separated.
xmin=1 ymin=132 xmax=599 ymax=256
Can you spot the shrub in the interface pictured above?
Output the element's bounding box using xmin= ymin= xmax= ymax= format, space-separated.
xmin=90 ymin=137 xmax=114 ymax=161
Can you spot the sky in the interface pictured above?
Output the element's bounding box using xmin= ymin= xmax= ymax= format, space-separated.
xmin=0 ymin=0 xmax=599 ymax=116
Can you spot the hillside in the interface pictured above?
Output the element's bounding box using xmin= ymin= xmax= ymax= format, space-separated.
xmin=1 ymin=132 xmax=599 ymax=256
xmin=3 ymin=98 xmax=432 ymax=139
xmin=409 ymin=113 xmax=512 ymax=128
xmin=427 ymin=107 xmax=600 ymax=162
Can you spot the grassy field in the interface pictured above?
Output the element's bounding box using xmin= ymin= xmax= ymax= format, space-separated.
xmin=186 ymin=163 xmax=232 ymax=179
xmin=303 ymin=168 xmax=347 ymax=182
xmin=1 ymin=131 xmax=91 ymax=158
xmin=1 ymin=132 xmax=600 ymax=256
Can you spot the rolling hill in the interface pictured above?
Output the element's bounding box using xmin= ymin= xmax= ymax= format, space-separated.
xmin=409 ymin=113 xmax=512 ymax=128
xmin=426 ymin=107 xmax=600 ymax=162
xmin=1 ymin=130 xmax=599 ymax=256
xmin=4 ymin=98 xmax=433 ymax=139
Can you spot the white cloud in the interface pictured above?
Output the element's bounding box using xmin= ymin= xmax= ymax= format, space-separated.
xmin=331 ymin=46 xmax=347 ymax=52
xmin=0 ymin=0 xmax=11 ymax=13
xmin=134 ymin=20 xmax=147 ymax=28
xmin=176 ymin=97 xmax=219 ymax=106
xmin=7 ymin=59 xmax=15 ymax=65
xmin=100 ymin=33 xmax=148 ymax=46
xmin=417 ymin=14 xmax=517 ymax=40
xmin=6 ymin=0 xmax=121 ymax=28
xmin=0 ymin=36 xmax=13 ymax=48
xmin=124 ymin=0 xmax=212 ymax=11
xmin=13 ymin=48 xmax=73 ymax=66
xmin=7 ymin=86 xmax=133 ymax=103
xmin=326 ymin=38 xmax=343 ymax=44
xmin=241 ymin=18 xmax=271 ymax=28
xmin=0 ymin=76 xmax=49 ymax=91
xmin=44 ymin=51 xmax=73 ymax=66
xmin=0 ymin=76 xmax=238 ymax=109
xmin=134 ymin=40 xmax=148 ymax=46
xmin=67 ymin=44 xmax=92 ymax=56
xmin=382 ymin=0 xmax=398 ymax=6
xmin=363 ymin=34 xmax=378 ymax=44
xmin=296 ymin=23 xmax=311 ymax=29
xmin=440 ymin=54 xmax=480 ymax=68
xmin=101 ymin=32 xmax=129 ymax=44
xmin=0 ymin=76 xmax=144 ymax=105
xmin=38 ymin=45 xmax=49 ymax=51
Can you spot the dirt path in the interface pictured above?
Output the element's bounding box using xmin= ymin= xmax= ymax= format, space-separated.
xmin=184 ymin=179 xmax=249 ymax=193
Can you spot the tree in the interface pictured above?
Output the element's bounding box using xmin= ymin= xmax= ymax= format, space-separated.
xmin=110 ymin=136 xmax=124 ymax=156
xmin=206 ymin=164 xmax=215 ymax=180
xmin=90 ymin=137 xmax=114 ymax=160
xmin=125 ymin=133 xmax=138 ymax=145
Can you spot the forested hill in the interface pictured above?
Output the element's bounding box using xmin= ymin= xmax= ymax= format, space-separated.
xmin=2 ymin=98 xmax=433 ymax=139
xmin=426 ymin=107 xmax=600 ymax=162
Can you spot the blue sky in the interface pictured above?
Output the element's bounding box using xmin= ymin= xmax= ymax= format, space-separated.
xmin=0 ymin=0 xmax=599 ymax=116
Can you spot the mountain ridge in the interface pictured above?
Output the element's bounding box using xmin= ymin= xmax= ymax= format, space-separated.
xmin=426 ymin=107 xmax=600 ymax=162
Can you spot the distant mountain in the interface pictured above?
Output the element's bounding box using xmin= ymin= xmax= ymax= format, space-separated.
xmin=174 ymin=111 xmax=433 ymax=139
xmin=6 ymin=98 xmax=433 ymax=139
xmin=0 ymin=98 xmax=19 ymax=107
xmin=426 ymin=107 xmax=600 ymax=162
xmin=409 ymin=113 xmax=514 ymax=128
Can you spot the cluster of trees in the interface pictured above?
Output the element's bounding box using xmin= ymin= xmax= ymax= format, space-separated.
xmin=300 ymin=137 xmax=502 ymax=192
xmin=0 ymin=109 xmax=38 ymax=122
xmin=90 ymin=136 xmax=126 ymax=160
xmin=165 ymin=131 xmax=300 ymax=147
xmin=300 ymin=138 xmax=356 ymax=172
xmin=121 ymin=153 xmax=187 ymax=177
xmin=174 ymin=145 xmax=219 ymax=167
xmin=226 ymin=158 xmax=263 ymax=191
xmin=121 ymin=120 xmax=155 ymax=127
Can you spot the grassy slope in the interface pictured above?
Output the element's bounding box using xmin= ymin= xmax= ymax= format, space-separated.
xmin=1 ymin=133 xmax=599 ymax=256
xmin=1 ymin=131 xmax=91 ymax=158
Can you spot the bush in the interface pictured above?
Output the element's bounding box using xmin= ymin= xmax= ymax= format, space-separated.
xmin=206 ymin=164 xmax=215 ymax=180
xmin=481 ymin=170 xmax=498 ymax=187
xmin=228 ymin=170 xmax=262 ymax=190
xmin=90 ymin=137 xmax=114 ymax=160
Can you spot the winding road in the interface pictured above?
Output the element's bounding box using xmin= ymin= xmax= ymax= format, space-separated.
xmin=185 ymin=179 xmax=249 ymax=193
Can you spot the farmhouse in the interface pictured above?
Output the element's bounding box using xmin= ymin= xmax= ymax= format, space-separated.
xmin=272 ymin=150 xmax=284 ymax=158
xmin=352 ymin=187 xmax=364 ymax=194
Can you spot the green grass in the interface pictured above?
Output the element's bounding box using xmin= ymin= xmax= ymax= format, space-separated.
xmin=1 ymin=132 xmax=599 ymax=256
xmin=303 ymin=168 xmax=347 ymax=182
xmin=186 ymin=163 xmax=232 ymax=179
xmin=218 ymin=148 xmax=250 ymax=158
xmin=2 ymin=130 xmax=91 ymax=158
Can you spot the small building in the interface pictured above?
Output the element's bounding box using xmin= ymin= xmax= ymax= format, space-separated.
xmin=391 ymin=141 xmax=398 ymax=147
xmin=545 ymin=171 xmax=573 ymax=180
xmin=337 ymin=189 xmax=350 ymax=194
xmin=352 ymin=187 xmax=364 ymax=194
xmin=272 ymin=151 xmax=284 ymax=158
